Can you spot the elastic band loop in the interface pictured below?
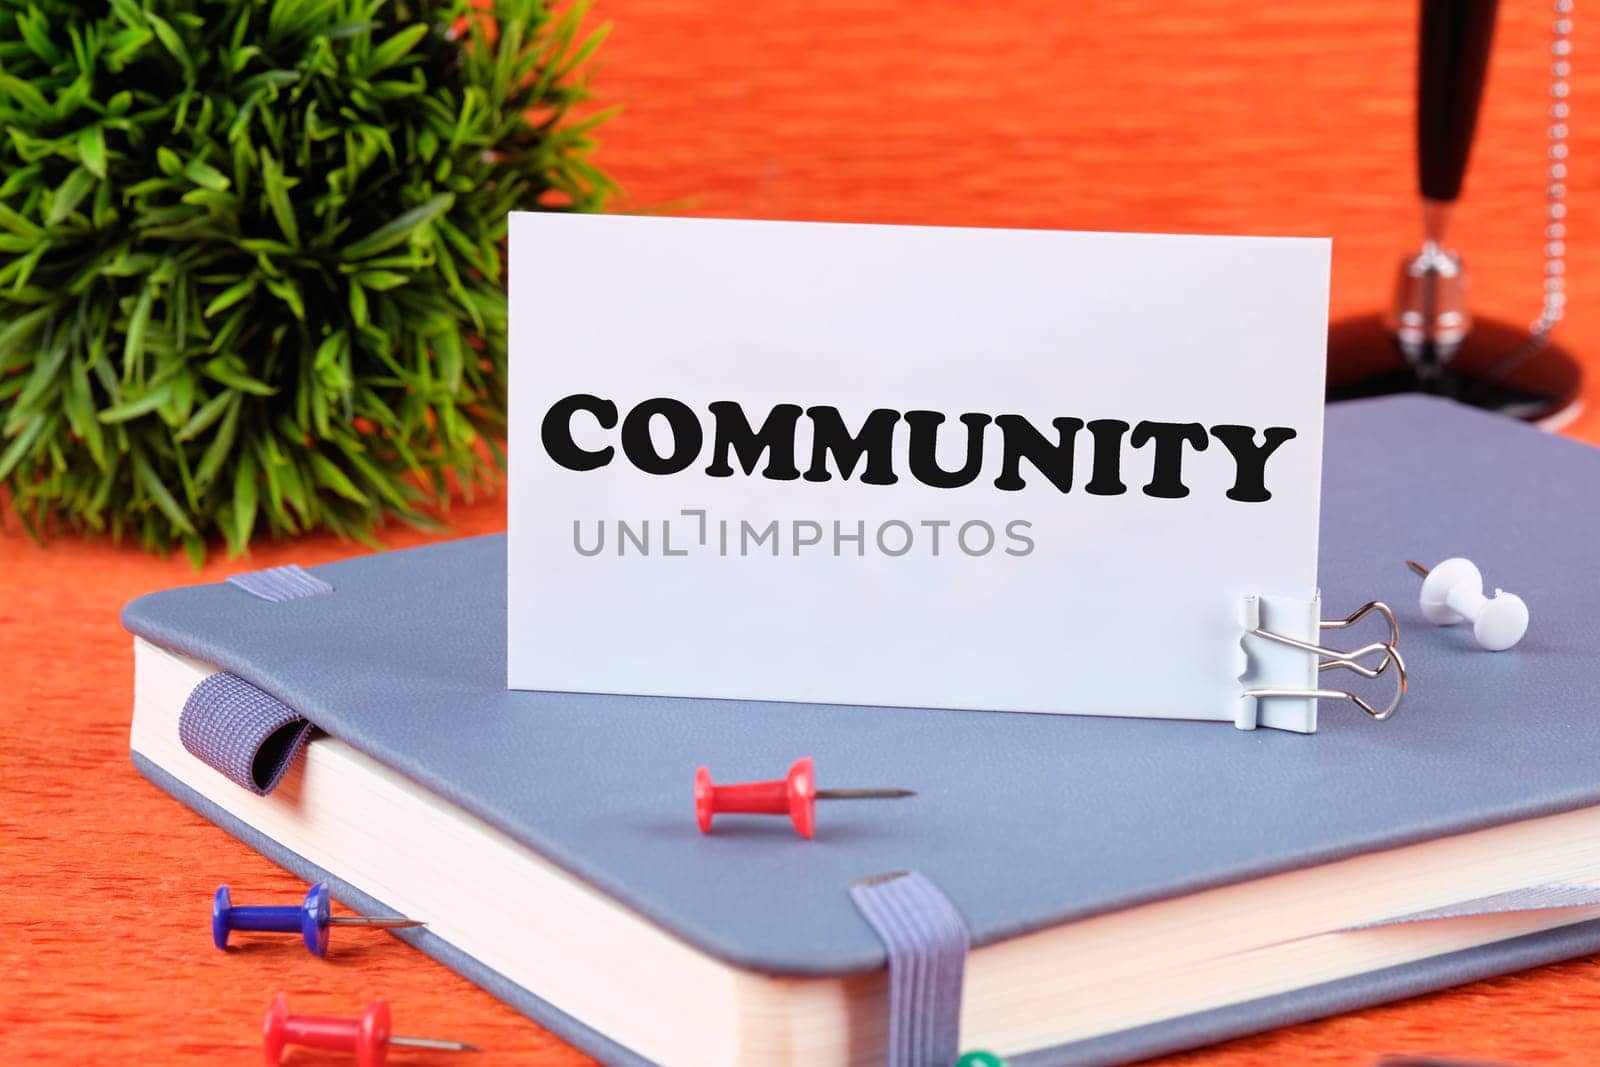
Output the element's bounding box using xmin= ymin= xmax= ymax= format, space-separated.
xmin=179 ymin=673 xmax=314 ymax=795
xmin=227 ymin=564 xmax=333 ymax=602
xmin=850 ymin=871 xmax=970 ymax=1067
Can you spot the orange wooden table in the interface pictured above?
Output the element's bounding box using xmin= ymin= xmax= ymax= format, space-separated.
xmin=6 ymin=1 xmax=1600 ymax=1062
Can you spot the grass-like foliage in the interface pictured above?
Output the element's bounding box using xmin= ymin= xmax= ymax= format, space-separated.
xmin=0 ymin=0 xmax=611 ymax=561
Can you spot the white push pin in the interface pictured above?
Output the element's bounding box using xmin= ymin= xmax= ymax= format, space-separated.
xmin=1406 ymin=559 xmax=1529 ymax=651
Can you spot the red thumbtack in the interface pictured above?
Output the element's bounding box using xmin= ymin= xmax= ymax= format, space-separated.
xmin=262 ymin=993 xmax=479 ymax=1066
xmin=694 ymin=756 xmax=914 ymax=839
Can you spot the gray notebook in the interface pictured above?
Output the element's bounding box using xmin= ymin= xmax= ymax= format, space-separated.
xmin=123 ymin=395 xmax=1600 ymax=1065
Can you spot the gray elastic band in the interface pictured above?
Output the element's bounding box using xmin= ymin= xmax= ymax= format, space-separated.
xmin=179 ymin=673 xmax=314 ymax=795
xmin=227 ymin=564 xmax=333 ymax=602
xmin=850 ymin=871 xmax=970 ymax=1067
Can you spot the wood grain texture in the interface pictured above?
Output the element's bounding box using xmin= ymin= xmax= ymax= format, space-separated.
xmin=4 ymin=0 xmax=1600 ymax=1062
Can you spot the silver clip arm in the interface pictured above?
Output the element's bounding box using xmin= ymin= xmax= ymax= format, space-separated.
xmin=1244 ymin=601 xmax=1408 ymax=722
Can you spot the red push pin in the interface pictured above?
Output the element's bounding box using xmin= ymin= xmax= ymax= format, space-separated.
xmin=262 ymin=993 xmax=479 ymax=1066
xmin=694 ymin=756 xmax=914 ymax=839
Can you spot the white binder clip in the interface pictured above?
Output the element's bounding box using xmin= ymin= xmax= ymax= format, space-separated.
xmin=1236 ymin=595 xmax=1407 ymax=733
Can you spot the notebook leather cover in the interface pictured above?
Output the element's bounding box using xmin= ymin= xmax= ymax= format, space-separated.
xmin=123 ymin=395 xmax=1600 ymax=1065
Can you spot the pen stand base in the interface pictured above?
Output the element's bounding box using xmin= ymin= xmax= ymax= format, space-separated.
xmin=1326 ymin=312 xmax=1583 ymax=430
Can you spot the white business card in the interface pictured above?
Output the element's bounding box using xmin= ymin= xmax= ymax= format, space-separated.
xmin=508 ymin=214 xmax=1328 ymax=721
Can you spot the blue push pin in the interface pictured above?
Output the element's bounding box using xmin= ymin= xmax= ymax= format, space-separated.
xmin=212 ymin=882 xmax=423 ymax=957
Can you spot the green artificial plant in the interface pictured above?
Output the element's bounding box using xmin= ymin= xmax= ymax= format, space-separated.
xmin=0 ymin=0 xmax=612 ymax=560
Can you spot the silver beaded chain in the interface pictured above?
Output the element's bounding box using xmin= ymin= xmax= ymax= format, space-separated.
xmin=1537 ymin=0 xmax=1573 ymax=339
xmin=1493 ymin=0 xmax=1574 ymax=377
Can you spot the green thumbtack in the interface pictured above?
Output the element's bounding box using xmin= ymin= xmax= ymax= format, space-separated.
xmin=956 ymin=1053 xmax=1006 ymax=1067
